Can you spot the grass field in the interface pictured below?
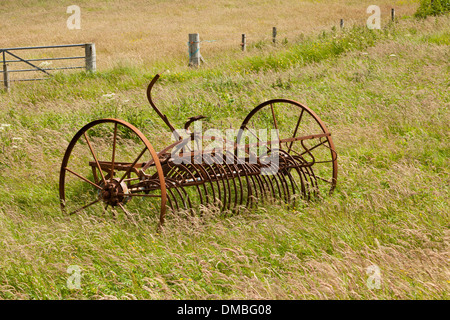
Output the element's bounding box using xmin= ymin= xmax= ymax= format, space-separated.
xmin=0 ymin=1 xmax=449 ymax=299
xmin=0 ymin=0 xmax=419 ymax=68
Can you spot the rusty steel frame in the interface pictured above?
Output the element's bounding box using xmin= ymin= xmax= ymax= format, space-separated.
xmin=59 ymin=74 xmax=338 ymax=229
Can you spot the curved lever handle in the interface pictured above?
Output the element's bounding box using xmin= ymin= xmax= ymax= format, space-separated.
xmin=184 ymin=115 xmax=207 ymax=131
xmin=146 ymin=74 xmax=179 ymax=139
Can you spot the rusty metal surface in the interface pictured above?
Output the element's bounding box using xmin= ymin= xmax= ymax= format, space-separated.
xmin=59 ymin=74 xmax=338 ymax=229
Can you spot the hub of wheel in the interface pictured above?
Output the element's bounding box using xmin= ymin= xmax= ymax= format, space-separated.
xmin=99 ymin=178 xmax=131 ymax=207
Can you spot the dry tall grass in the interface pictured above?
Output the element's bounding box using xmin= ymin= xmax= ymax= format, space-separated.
xmin=1 ymin=0 xmax=419 ymax=68
xmin=0 ymin=1 xmax=448 ymax=300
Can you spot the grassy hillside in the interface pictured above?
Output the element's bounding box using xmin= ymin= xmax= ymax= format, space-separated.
xmin=0 ymin=0 xmax=418 ymax=69
xmin=0 ymin=6 xmax=449 ymax=299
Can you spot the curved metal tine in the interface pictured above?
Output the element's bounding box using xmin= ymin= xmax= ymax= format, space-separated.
xmin=293 ymin=166 xmax=307 ymax=200
xmin=247 ymin=171 xmax=259 ymax=208
xmin=204 ymin=162 xmax=223 ymax=207
xmin=293 ymin=155 xmax=313 ymax=200
xmin=83 ymin=132 xmax=106 ymax=185
xmin=165 ymin=168 xmax=185 ymax=211
xmin=270 ymin=169 xmax=284 ymax=204
xmin=194 ymin=163 xmax=215 ymax=206
xmin=249 ymin=163 xmax=266 ymax=205
xmin=210 ymin=163 xmax=228 ymax=211
xmin=298 ymin=161 xmax=318 ymax=199
xmin=237 ymin=159 xmax=257 ymax=209
xmin=259 ymin=163 xmax=277 ymax=203
xmin=161 ymin=180 xmax=175 ymax=212
xmin=166 ymin=180 xmax=181 ymax=212
xmin=282 ymin=151 xmax=309 ymax=200
xmin=300 ymin=139 xmax=320 ymax=197
xmin=261 ymin=148 xmax=281 ymax=202
xmin=278 ymin=150 xmax=300 ymax=203
xmin=283 ymin=168 xmax=299 ymax=206
xmin=229 ymin=151 xmax=249 ymax=209
xmin=281 ymin=155 xmax=293 ymax=202
xmin=276 ymin=157 xmax=290 ymax=204
xmin=193 ymin=164 xmax=210 ymax=206
xmin=222 ymin=156 xmax=240 ymax=211
xmin=284 ymin=155 xmax=307 ymax=201
xmin=165 ymin=164 xmax=193 ymax=213
xmin=268 ymin=150 xmax=288 ymax=203
xmin=213 ymin=163 xmax=231 ymax=211
xmin=165 ymin=189 xmax=175 ymax=212
xmin=180 ymin=163 xmax=205 ymax=207
xmin=306 ymin=166 xmax=319 ymax=198
xmin=173 ymin=183 xmax=192 ymax=214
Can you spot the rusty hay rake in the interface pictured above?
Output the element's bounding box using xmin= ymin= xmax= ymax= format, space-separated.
xmin=59 ymin=74 xmax=338 ymax=227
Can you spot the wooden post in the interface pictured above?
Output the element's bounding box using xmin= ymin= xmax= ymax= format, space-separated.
xmin=340 ymin=19 xmax=344 ymax=29
xmin=188 ymin=33 xmax=201 ymax=67
xmin=272 ymin=27 xmax=277 ymax=44
xmin=241 ymin=34 xmax=246 ymax=51
xmin=3 ymin=63 xmax=10 ymax=92
xmin=85 ymin=43 xmax=96 ymax=72
xmin=391 ymin=8 xmax=395 ymax=22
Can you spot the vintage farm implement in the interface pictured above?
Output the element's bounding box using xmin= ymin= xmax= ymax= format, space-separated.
xmin=59 ymin=74 xmax=338 ymax=227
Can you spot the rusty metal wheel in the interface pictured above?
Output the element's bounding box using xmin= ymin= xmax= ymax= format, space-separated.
xmin=236 ymin=99 xmax=337 ymax=203
xmin=59 ymin=118 xmax=167 ymax=225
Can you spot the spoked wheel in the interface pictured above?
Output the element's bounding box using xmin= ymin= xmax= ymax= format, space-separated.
xmin=59 ymin=119 xmax=167 ymax=225
xmin=236 ymin=99 xmax=337 ymax=203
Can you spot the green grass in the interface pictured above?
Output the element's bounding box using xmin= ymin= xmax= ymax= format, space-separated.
xmin=0 ymin=15 xmax=449 ymax=299
xmin=414 ymin=0 xmax=450 ymax=18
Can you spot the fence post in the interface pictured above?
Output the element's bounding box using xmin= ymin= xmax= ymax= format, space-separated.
xmin=272 ymin=27 xmax=277 ymax=44
xmin=391 ymin=8 xmax=395 ymax=22
xmin=3 ymin=63 xmax=10 ymax=92
xmin=188 ymin=33 xmax=201 ymax=67
xmin=85 ymin=43 xmax=96 ymax=72
xmin=241 ymin=34 xmax=246 ymax=51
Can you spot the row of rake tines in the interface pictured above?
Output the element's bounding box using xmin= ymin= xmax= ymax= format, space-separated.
xmin=143 ymin=149 xmax=321 ymax=215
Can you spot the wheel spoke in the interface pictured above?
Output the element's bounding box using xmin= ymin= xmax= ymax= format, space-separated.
xmin=287 ymin=109 xmax=304 ymax=153
xmin=69 ymin=198 xmax=101 ymax=215
xmin=117 ymin=146 xmax=148 ymax=184
xmin=65 ymin=167 xmax=103 ymax=190
xmin=243 ymin=124 xmax=272 ymax=156
xmin=110 ymin=122 xmax=118 ymax=179
xmin=270 ymin=103 xmax=280 ymax=149
xmin=84 ymin=132 xmax=106 ymax=185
